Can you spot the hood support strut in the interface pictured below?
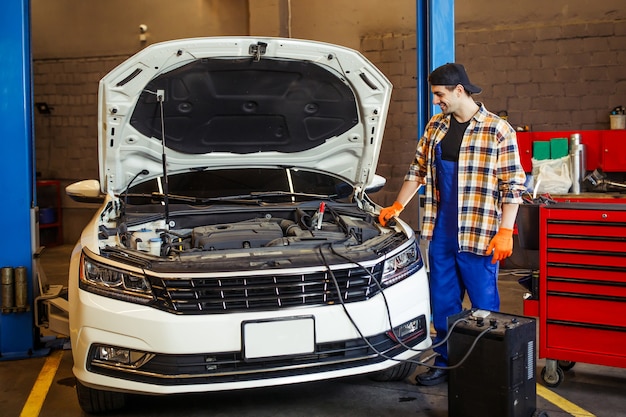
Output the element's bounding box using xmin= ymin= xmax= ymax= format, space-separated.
xmin=157 ymin=89 xmax=170 ymax=228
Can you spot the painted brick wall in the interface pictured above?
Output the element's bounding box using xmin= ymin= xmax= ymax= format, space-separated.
xmin=362 ymin=19 xmax=626 ymax=231
xmin=456 ymin=20 xmax=626 ymax=132
xmin=33 ymin=18 xmax=626 ymax=240
xmin=33 ymin=56 xmax=127 ymax=181
xmin=361 ymin=33 xmax=422 ymax=230
xmin=33 ymin=56 xmax=129 ymax=242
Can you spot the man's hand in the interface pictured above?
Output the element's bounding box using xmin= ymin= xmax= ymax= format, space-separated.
xmin=378 ymin=201 xmax=404 ymax=226
xmin=486 ymin=228 xmax=513 ymax=264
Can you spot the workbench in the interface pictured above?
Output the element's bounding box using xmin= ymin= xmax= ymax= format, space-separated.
xmin=522 ymin=201 xmax=626 ymax=386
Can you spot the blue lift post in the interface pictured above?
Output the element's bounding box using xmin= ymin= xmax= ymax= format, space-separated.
xmin=416 ymin=0 xmax=455 ymax=133
xmin=415 ymin=0 xmax=455 ymax=216
xmin=0 ymin=0 xmax=44 ymax=359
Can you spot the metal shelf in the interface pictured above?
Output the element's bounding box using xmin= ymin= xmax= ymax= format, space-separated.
xmin=36 ymin=180 xmax=63 ymax=246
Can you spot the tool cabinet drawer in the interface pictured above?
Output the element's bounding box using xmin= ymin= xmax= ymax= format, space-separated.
xmin=546 ymin=278 xmax=626 ymax=299
xmin=546 ymin=235 xmax=626 ymax=254
xmin=545 ymin=292 xmax=626 ymax=328
xmin=547 ymin=265 xmax=625 ymax=285
xmin=542 ymin=204 xmax=626 ymax=223
xmin=545 ymin=322 xmax=626 ymax=366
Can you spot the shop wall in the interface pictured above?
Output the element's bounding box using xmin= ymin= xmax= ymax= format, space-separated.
xmin=362 ymin=2 xmax=626 ymax=229
xmin=455 ymin=4 xmax=626 ymax=132
xmin=31 ymin=0 xmax=250 ymax=242
xmin=30 ymin=0 xmax=626 ymax=238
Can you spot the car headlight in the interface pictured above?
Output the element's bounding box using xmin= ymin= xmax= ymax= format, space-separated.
xmin=79 ymin=252 xmax=155 ymax=304
xmin=381 ymin=241 xmax=422 ymax=287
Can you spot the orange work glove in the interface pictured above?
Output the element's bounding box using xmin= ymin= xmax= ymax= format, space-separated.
xmin=486 ymin=228 xmax=514 ymax=264
xmin=379 ymin=201 xmax=404 ymax=226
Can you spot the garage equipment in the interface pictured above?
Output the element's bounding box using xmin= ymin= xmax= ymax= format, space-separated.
xmin=584 ymin=167 xmax=626 ymax=191
xmin=448 ymin=309 xmax=541 ymax=417
xmin=523 ymin=202 xmax=626 ymax=387
xmin=0 ymin=0 xmax=48 ymax=360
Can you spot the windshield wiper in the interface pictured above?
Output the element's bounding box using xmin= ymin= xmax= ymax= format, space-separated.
xmin=122 ymin=192 xmax=263 ymax=205
xmin=248 ymin=191 xmax=337 ymax=200
xmin=122 ymin=191 xmax=337 ymax=205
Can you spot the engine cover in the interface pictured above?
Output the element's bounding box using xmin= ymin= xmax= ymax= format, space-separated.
xmin=193 ymin=221 xmax=284 ymax=251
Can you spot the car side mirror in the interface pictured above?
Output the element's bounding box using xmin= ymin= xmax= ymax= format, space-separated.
xmin=66 ymin=179 xmax=106 ymax=204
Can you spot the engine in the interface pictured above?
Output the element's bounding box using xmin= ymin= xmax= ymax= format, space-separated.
xmin=110 ymin=208 xmax=382 ymax=257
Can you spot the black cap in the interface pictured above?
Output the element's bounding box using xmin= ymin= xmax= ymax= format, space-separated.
xmin=428 ymin=63 xmax=482 ymax=94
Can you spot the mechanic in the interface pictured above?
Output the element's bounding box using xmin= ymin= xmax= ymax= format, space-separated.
xmin=379 ymin=63 xmax=526 ymax=386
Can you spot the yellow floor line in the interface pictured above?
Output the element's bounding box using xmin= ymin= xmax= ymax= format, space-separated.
xmin=537 ymin=384 xmax=597 ymax=417
xmin=19 ymin=349 xmax=64 ymax=417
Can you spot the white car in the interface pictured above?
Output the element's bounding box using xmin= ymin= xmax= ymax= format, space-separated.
xmin=65 ymin=37 xmax=431 ymax=413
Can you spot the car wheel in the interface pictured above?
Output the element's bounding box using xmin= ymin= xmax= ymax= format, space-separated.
xmin=76 ymin=380 xmax=126 ymax=414
xmin=368 ymin=361 xmax=417 ymax=382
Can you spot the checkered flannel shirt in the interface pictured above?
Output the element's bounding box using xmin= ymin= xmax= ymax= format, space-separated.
xmin=405 ymin=103 xmax=527 ymax=255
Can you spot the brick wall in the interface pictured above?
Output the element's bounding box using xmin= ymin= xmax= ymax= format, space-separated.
xmin=34 ymin=18 xmax=626 ymax=240
xmin=361 ymin=33 xmax=422 ymax=230
xmin=33 ymin=56 xmax=128 ymax=180
xmin=33 ymin=56 xmax=129 ymax=242
xmin=457 ymin=20 xmax=626 ymax=132
xmin=362 ymin=19 xmax=626 ymax=230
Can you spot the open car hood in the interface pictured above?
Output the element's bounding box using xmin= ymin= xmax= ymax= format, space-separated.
xmin=98 ymin=37 xmax=392 ymax=196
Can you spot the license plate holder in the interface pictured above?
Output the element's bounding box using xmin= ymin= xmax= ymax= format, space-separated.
xmin=242 ymin=316 xmax=315 ymax=360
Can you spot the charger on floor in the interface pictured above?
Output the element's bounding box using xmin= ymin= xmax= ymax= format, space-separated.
xmin=447 ymin=309 xmax=541 ymax=417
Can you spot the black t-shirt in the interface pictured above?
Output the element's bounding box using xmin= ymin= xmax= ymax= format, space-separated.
xmin=441 ymin=116 xmax=470 ymax=162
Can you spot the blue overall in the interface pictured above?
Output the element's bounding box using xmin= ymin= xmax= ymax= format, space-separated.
xmin=428 ymin=143 xmax=500 ymax=367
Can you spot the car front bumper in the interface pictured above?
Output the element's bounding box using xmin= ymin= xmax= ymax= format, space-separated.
xmin=69 ymin=256 xmax=431 ymax=395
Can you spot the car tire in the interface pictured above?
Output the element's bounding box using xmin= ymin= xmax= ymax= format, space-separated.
xmin=76 ymin=380 xmax=126 ymax=414
xmin=368 ymin=361 xmax=417 ymax=382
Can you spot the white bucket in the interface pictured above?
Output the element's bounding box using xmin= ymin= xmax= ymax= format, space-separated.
xmin=610 ymin=114 xmax=625 ymax=129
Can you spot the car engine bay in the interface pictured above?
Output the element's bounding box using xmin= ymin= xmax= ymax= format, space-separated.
xmin=97 ymin=199 xmax=393 ymax=261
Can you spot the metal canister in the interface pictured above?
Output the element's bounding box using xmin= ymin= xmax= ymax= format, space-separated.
xmin=14 ymin=266 xmax=28 ymax=308
xmin=569 ymin=133 xmax=585 ymax=194
xmin=1 ymin=267 xmax=15 ymax=309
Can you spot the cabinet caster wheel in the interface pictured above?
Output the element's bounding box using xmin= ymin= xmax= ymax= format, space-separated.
xmin=541 ymin=365 xmax=564 ymax=387
xmin=558 ymin=360 xmax=576 ymax=372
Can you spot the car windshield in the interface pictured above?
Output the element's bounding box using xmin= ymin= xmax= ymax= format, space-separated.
xmin=124 ymin=167 xmax=355 ymax=204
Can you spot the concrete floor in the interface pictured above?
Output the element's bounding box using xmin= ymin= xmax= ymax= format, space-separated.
xmin=2 ymin=244 xmax=625 ymax=417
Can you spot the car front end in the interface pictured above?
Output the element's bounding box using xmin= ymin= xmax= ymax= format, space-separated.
xmin=66 ymin=36 xmax=431 ymax=413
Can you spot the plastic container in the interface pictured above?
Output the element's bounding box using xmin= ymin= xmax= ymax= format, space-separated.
xmin=550 ymin=138 xmax=569 ymax=159
xmin=610 ymin=114 xmax=625 ymax=130
xmin=131 ymin=229 xmax=159 ymax=251
xmin=532 ymin=141 xmax=550 ymax=160
xmin=149 ymin=237 xmax=162 ymax=256
xmin=39 ymin=207 xmax=57 ymax=224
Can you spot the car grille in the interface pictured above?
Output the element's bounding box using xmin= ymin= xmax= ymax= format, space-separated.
xmin=149 ymin=265 xmax=384 ymax=314
xmin=87 ymin=314 xmax=427 ymax=385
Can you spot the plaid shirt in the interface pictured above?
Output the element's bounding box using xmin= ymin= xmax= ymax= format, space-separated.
xmin=405 ymin=103 xmax=526 ymax=254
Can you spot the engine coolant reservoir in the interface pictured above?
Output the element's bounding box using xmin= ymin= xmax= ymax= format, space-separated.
xmin=130 ymin=229 xmax=160 ymax=252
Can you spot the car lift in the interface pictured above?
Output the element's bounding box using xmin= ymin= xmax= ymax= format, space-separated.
xmin=0 ymin=0 xmax=52 ymax=360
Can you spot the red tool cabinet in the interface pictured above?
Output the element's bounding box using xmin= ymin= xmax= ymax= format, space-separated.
xmin=523 ymin=202 xmax=626 ymax=386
